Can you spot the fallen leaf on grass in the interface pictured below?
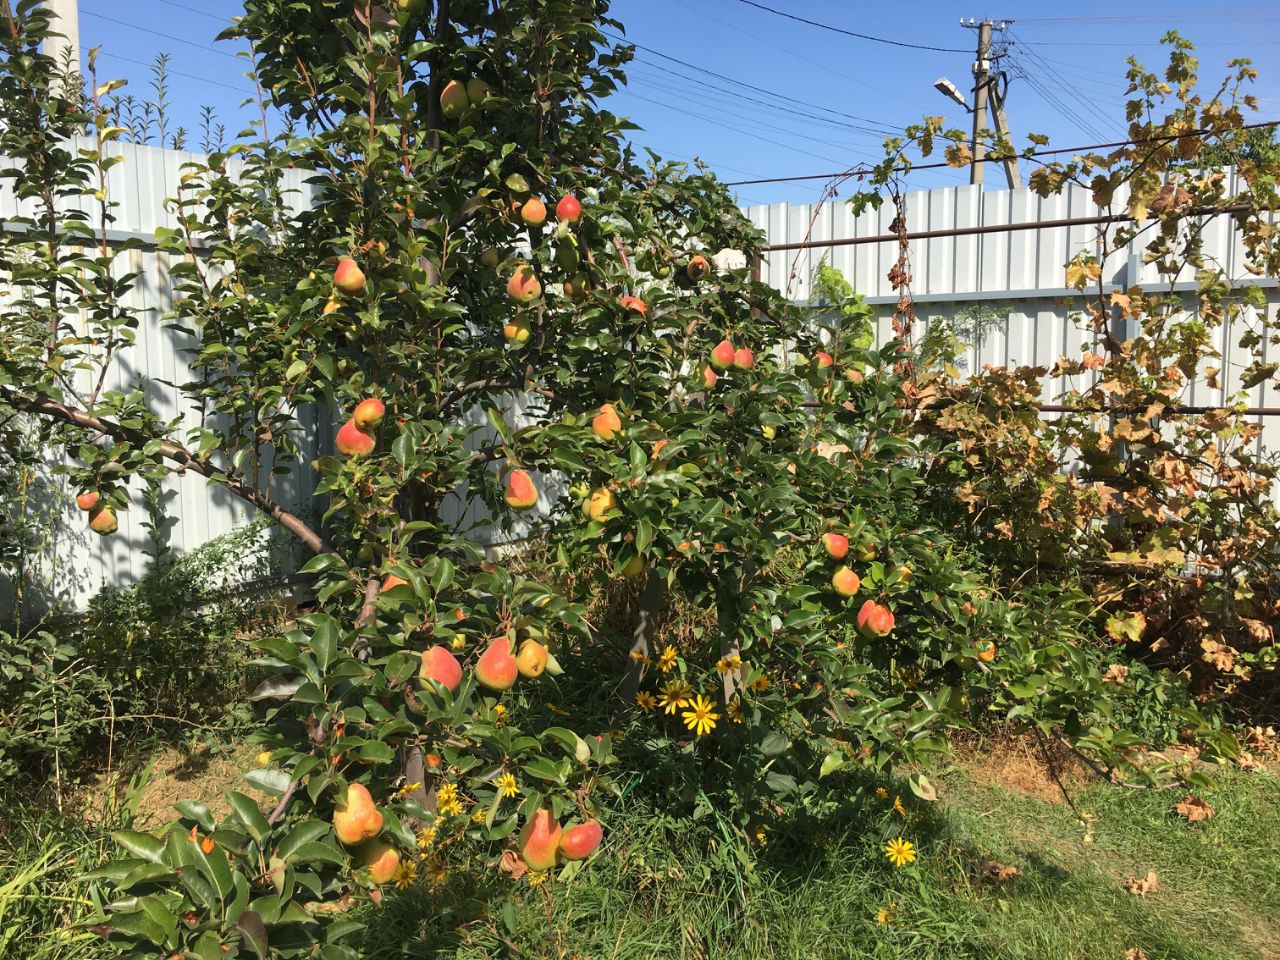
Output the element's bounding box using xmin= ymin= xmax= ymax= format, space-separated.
xmin=1172 ymin=796 xmax=1214 ymax=822
xmin=982 ymin=860 xmax=1020 ymax=882
xmin=1124 ymin=870 xmax=1159 ymax=896
xmin=1126 ymin=949 xmax=1149 ymax=960
xmin=497 ymin=849 xmax=527 ymax=880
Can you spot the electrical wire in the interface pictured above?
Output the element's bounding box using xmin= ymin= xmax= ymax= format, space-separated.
xmin=720 ymin=119 xmax=1280 ymax=186
xmin=81 ymin=8 xmax=248 ymax=59
xmin=149 ymin=0 xmax=239 ymax=23
xmin=734 ymin=0 xmax=969 ymax=53
xmin=1005 ymin=28 xmax=1122 ymax=139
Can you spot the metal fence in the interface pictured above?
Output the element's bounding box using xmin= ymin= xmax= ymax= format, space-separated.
xmin=4 ymin=141 xmax=1277 ymax=612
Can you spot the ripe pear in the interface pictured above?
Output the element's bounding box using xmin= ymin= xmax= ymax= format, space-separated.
xmin=88 ymin=506 xmax=118 ymax=535
xmin=515 ymin=639 xmax=548 ymax=678
xmin=503 ymin=315 xmax=532 ymax=346
xmin=832 ymin=566 xmax=861 ymax=597
xmin=506 ymin=265 xmax=541 ymax=303
xmin=357 ymin=840 xmax=400 ymax=885
xmin=333 ymin=783 xmax=383 ymax=846
xmin=583 ymin=486 xmax=617 ymax=522
xmin=592 ymin=403 xmax=622 ymax=440
xmin=75 ymin=490 xmax=101 ymax=511
xmin=563 ymin=273 xmax=590 ymax=302
xmin=710 ymin=339 xmax=735 ymax=370
xmin=559 ymin=820 xmax=603 ymax=860
xmin=733 ymin=347 xmax=755 ymax=370
xmin=333 ymin=257 xmax=365 ymax=294
xmin=520 ymin=197 xmax=547 ymax=226
xmin=353 ymin=398 xmax=385 ymax=429
xmin=518 ymin=808 xmax=563 ymax=871
xmin=475 ymin=637 xmax=519 ymax=691
xmin=686 ymin=254 xmax=711 ymax=281
xmin=504 ymin=469 xmax=538 ymax=510
xmin=622 ymin=555 xmax=645 ymax=578
xmin=439 ymin=79 xmax=470 ymax=117
xmin=856 ymin=600 xmax=895 ymax=638
xmin=335 ymin=418 xmax=375 ymax=456
xmin=555 ymin=194 xmax=582 ymax=222
xmin=700 ymin=365 xmax=719 ymax=389
xmin=813 ymin=351 xmax=834 ymax=370
xmin=821 ymin=533 xmax=849 ymax=560
xmin=420 ymin=645 xmax=463 ymax=692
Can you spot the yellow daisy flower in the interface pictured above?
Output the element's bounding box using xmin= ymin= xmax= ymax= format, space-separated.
xmin=423 ymin=858 xmax=449 ymax=889
xmin=656 ymin=645 xmax=678 ymax=673
xmin=630 ymin=650 xmax=652 ymax=666
xmin=715 ymin=655 xmax=743 ymax=674
xmin=875 ymin=787 xmax=889 ymax=799
xmin=658 ymin=679 xmax=693 ymax=715
xmin=416 ymin=826 xmax=437 ymax=850
xmin=472 ymin=807 xmax=487 ymax=823
xmin=884 ymin=837 xmax=916 ymax=868
xmin=436 ymin=782 xmax=464 ymax=817
xmin=393 ymin=781 xmax=423 ymax=800
xmin=749 ymin=674 xmax=770 ymax=692
xmin=682 ymin=694 xmax=719 ymax=737
xmin=893 ymin=795 xmax=907 ymax=817
xmin=635 ymin=690 xmax=657 ymax=712
xmin=727 ymin=695 xmax=745 ymax=724
xmin=393 ymin=860 xmax=417 ymax=889
xmin=526 ymin=869 xmax=548 ymax=888
xmin=497 ymin=772 xmax=520 ymax=798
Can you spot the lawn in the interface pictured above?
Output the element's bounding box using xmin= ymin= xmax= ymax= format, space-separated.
xmin=12 ymin=738 xmax=1267 ymax=960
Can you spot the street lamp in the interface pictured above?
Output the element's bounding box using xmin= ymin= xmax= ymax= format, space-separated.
xmin=933 ymin=77 xmax=970 ymax=111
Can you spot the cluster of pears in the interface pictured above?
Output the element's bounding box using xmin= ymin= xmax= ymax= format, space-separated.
xmin=517 ymin=808 xmax=603 ymax=870
xmin=418 ymin=627 xmax=558 ymax=695
xmin=76 ymin=490 xmax=118 ymax=536
xmin=439 ymin=77 xmax=493 ymax=119
xmin=701 ymin=336 xmax=754 ymax=389
xmin=332 ymin=783 xmax=400 ymax=885
xmin=335 ymin=398 xmax=385 ymax=457
xmin=821 ymin=529 xmax=895 ymax=638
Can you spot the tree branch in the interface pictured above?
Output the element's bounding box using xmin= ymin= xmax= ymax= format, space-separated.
xmin=2 ymin=388 xmax=334 ymax=556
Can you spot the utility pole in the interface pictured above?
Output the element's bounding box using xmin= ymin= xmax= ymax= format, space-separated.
xmin=961 ymin=18 xmax=1020 ymax=189
xmin=42 ymin=0 xmax=81 ymax=78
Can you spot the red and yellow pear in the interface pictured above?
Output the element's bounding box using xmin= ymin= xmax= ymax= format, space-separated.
xmin=832 ymin=566 xmax=861 ymax=597
xmin=75 ymin=490 xmax=101 ymax=512
xmin=335 ymin=418 xmax=375 ymax=457
xmin=821 ymin=532 xmax=849 ymax=560
xmin=419 ymin=644 xmax=463 ymax=692
xmin=506 ymin=265 xmax=541 ymax=303
xmin=515 ymin=639 xmax=548 ymax=679
xmin=686 ymin=254 xmax=711 ymax=281
xmin=88 ymin=506 xmax=118 ymax=535
xmin=584 ymin=486 xmax=617 ymax=522
xmin=475 ymin=637 xmax=519 ymax=691
xmin=710 ymin=339 xmax=735 ymax=370
xmin=439 ymin=79 xmax=470 ymax=117
xmin=856 ymin=542 xmax=878 ymax=562
xmin=700 ymin=365 xmax=719 ymax=389
xmin=333 ymin=257 xmax=366 ymax=295
xmin=333 ymin=783 xmax=383 ymax=846
xmin=976 ymin=640 xmax=997 ymax=663
xmin=732 ymin=347 xmax=755 ymax=371
xmin=357 ymin=840 xmax=400 ymax=885
xmin=520 ymin=197 xmax=547 ymax=226
xmin=559 ymin=820 xmax=603 ymax=861
xmin=856 ymin=600 xmax=895 ymax=638
xmin=555 ymin=194 xmax=582 ymax=222
xmin=503 ymin=315 xmax=532 ymax=346
xmin=353 ymin=398 xmax=385 ymax=430
xmin=504 ymin=469 xmax=538 ymax=510
xmin=814 ymin=351 xmax=833 ymax=370
xmin=592 ymin=403 xmax=622 ymax=440
xmin=518 ymin=808 xmax=563 ymax=871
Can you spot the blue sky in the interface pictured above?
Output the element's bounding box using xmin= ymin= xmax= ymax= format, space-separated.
xmin=73 ymin=1 xmax=1280 ymax=206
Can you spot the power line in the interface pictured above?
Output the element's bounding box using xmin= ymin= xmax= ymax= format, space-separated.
xmin=81 ymin=8 xmax=248 ymax=59
xmin=149 ymin=0 xmax=238 ymax=23
xmin=720 ymin=119 xmax=1280 ymax=186
xmin=1006 ymin=28 xmax=1121 ymax=140
xmin=734 ymin=0 xmax=969 ymax=53
xmin=603 ymin=32 xmax=906 ymax=135
xmin=95 ymin=51 xmax=255 ymax=95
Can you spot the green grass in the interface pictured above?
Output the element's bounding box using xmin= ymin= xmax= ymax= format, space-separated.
xmin=354 ymin=756 xmax=1280 ymax=960
xmin=4 ymin=751 xmax=1276 ymax=960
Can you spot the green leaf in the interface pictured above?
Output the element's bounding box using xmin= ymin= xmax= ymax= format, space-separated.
xmin=111 ymin=830 xmax=166 ymax=865
xmin=236 ymin=910 xmax=269 ymax=960
xmin=908 ymin=772 xmax=937 ymax=802
xmin=819 ymin=750 xmax=845 ymax=778
xmin=227 ymin=792 xmax=271 ymax=844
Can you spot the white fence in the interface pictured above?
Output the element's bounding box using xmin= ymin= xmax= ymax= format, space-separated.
xmin=3 ymin=141 xmax=1277 ymax=613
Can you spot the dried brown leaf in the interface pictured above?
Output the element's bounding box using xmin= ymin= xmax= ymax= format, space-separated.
xmin=1172 ymin=796 xmax=1214 ymax=822
xmin=1124 ymin=870 xmax=1159 ymax=896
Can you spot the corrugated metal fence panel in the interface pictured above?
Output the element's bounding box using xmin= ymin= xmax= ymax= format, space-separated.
xmin=745 ymin=177 xmax=1280 ymax=462
xmin=6 ymin=140 xmax=1279 ymax=612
